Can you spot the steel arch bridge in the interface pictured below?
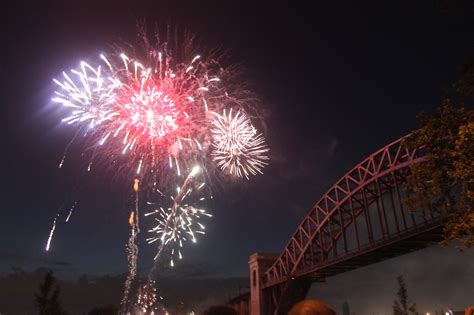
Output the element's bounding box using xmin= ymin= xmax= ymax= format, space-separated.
xmin=252 ymin=135 xmax=444 ymax=315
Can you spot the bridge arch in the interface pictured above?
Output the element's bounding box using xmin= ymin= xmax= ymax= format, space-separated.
xmin=257 ymin=135 xmax=443 ymax=314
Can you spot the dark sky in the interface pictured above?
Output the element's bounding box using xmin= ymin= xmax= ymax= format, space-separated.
xmin=1 ymin=1 xmax=473 ymax=314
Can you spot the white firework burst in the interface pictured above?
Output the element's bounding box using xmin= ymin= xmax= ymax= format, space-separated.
xmin=52 ymin=61 xmax=119 ymax=128
xmin=211 ymin=109 xmax=269 ymax=179
xmin=145 ymin=166 xmax=211 ymax=266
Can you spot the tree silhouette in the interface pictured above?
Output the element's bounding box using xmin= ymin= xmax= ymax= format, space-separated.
xmin=393 ymin=275 xmax=419 ymax=315
xmin=403 ymin=41 xmax=473 ymax=250
xmin=403 ymin=103 xmax=473 ymax=249
xmin=34 ymin=270 xmax=66 ymax=315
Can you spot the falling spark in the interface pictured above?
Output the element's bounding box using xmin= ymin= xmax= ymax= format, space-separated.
xmin=137 ymin=159 xmax=143 ymax=174
xmin=65 ymin=201 xmax=77 ymax=223
xmin=45 ymin=214 xmax=59 ymax=251
xmin=129 ymin=210 xmax=135 ymax=226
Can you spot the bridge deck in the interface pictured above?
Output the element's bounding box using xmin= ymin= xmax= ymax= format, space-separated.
xmin=263 ymin=221 xmax=442 ymax=288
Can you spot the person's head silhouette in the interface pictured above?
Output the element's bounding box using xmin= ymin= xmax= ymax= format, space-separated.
xmin=289 ymin=300 xmax=336 ymax=315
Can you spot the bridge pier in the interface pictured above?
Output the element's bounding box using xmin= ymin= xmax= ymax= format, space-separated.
xmin=249 ymin=253 xmax=278 ymax=315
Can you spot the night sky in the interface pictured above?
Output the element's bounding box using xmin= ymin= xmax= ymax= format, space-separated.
xmin=2 ymin=2 xmax=474 ymax=314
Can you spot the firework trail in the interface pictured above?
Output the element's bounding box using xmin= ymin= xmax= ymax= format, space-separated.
xmin=121 ymin=179 xmax=141 ymax=311
xmin=121 ymin=215 xmax=138 ymax=311
xmin=65 ymin=201 xmax=78 ymax=222
xmin=45 ymin=214 xmax=59 ymax=251
xmin=58 ymin=129 xmax=81 ymax=169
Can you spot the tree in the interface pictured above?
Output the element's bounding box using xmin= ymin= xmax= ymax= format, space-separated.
xmin=453 ymin=56 xmax=474 ymax=98
xmin=393 ymin=275 xmax=419 ymax=315
xmin=34 ymin=270 xmax=67 ymax=315
xmin=403 ymin=102 xmax=473 ymax=249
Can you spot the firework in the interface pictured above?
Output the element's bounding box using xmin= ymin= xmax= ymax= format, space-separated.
xmin=48 ymin=30 xmax=270 ymax=313
xmin=145 ymin=165 xmax=211 ymax=266
xmin=95 ymin=49 xmax=229 ymax=186
xmin=139 ymin=165 xmax=210 ymax=312
xmin=211 ymin=108 xmax=269 ymax=179
xmin=52 ymin=61 xmax=119 ymax=129
xmin=60 ymin=48 xmax=225 ymax=187
xmin=52 ymin=33 xmax=269 ymax=191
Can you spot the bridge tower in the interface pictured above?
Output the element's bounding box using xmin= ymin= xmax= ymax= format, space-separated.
xmin=249 ymin=253 xmax=278 ymax=315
